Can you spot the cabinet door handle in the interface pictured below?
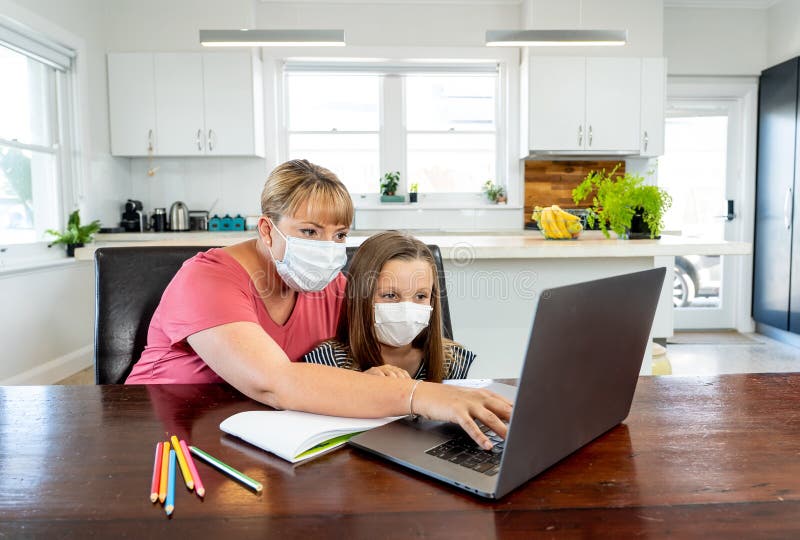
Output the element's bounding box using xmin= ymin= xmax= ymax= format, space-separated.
xmin=643 ymin=131 xmax=649 ymax=152
xmin=196 ymin=129 xmax=203 ymax=151
xmin=147 ymin=129 xmax=154 ymax=152
xmin=578 ymin=125 xmax=583 ymax=147
xmin=588 ymin=125 xmax=593 ymax=147
xmin=208 ymin=129 xmax=215 ymax=152
xmin=785 ymin=186 xmax=793 ymax=230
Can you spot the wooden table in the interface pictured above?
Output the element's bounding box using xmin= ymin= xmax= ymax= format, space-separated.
xmin=1 ymin=374 xmax=799 ymax=538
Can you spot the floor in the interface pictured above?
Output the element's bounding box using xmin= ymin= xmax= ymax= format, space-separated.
xmin=56 ymin=331 xmax=800 ymax=385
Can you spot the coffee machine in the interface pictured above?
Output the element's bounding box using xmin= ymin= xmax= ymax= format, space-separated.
xmin=121 ymin=199 xmax=146 ymax=232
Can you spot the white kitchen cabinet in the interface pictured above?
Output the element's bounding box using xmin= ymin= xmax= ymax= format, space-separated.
xmin=526 ymin=56 xmax=648 ymax=155
xmin=108 ymin=52 xmax=264 ymax=157
xmin=640 ymin=57 xmax=667 ymax=157
xmin=108 ymin=53 xmax=156 ymax=157
xmin=154 ymin=53 xmax=205 ymax=156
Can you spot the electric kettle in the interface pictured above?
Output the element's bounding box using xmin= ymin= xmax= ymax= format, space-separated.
xmin=169 ymin=201 xmax=190 ymax=231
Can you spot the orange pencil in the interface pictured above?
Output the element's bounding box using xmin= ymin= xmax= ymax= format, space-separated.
xmin=159 ymin=440 xmax=171 ymax=503
xmin=180 ymin=439 xmax=205 ymax=498
xmin=170 ymin=435 xmax=194 ymax=490
xmin=150 ymin=442 xmax=163 ymax=503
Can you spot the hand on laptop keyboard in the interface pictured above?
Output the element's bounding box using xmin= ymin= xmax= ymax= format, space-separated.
xmin=410 ymin=383 xmax=513 ymax=450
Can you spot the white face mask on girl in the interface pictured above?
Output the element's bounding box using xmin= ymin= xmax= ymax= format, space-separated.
xmin=374 ymin=302 xmax=433 ymax=347
xmin=267 ymin=220 xmax=347 ymax=292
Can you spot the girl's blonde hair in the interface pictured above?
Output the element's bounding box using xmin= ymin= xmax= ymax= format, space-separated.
xmin=336 ymin=231 xmax=449 ymax=383
xmin=261 ymin=159 xmax=354 ymax=226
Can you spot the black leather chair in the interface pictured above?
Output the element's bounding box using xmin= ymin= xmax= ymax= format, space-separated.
xmin=94 ymin=244 xmax=452 ymax=384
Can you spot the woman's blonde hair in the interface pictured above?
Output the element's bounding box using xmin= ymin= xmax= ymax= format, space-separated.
xmin=336 ymin=231 xmax=449 ymax=383
xmin=261 ymin=159 xmax=354 ymax=226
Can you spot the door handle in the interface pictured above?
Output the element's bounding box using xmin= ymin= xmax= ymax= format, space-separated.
xmin=643 ymin=131 xmax=649 ymax=153
xmin=578 ymin=125 xmax=583 ymax=147
xmin=785 ymin=187 xmax=793 ymax=230
xmin=208 ymin=129 xmax=215 ymax=152
xmin=713 ymin=200 xmax=736 ymax=221
xmin=196 ymin=129 xmax=203 ymax=152
xmin=588 ymin=125 xmax=593 ymax=147
xmin=147 ymin=129 xmax=154 ymax=152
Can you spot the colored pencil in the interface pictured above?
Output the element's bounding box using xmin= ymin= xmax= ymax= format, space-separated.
xmin=189 ymin=445 xmax=263 ymax=493
xmin=150 ymin=442 xmax=163 ymax=503
xmin=165 ymin=449 xmax=176 ymax=516
xmin=180 ymin=439 xmax=205 ymax=497
xmin=159 ymin=441 xmax=171 ymax=503
xmin=170 ymin=435 xmax=194 ymax=491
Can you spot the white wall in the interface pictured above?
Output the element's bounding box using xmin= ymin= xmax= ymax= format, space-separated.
xmin=766 ymin=0 xmax=800 ymax=67
xmin=664 ymin=6 xmax=767 ymax=75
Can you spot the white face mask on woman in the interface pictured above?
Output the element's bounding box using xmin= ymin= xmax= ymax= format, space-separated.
xmin=268 ymin=220 xmax=347 ymax=292
xmin=374 ymin=302 xmax=433 ymax=347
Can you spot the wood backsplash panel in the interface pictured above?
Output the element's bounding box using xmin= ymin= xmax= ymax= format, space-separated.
xmin=523 ymin=160 xmax=625 ymax=220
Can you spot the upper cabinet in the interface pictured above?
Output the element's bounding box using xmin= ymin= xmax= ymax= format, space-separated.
xmin=523 ymin=54 xmax=666 ymax=157
xmin=108 ymin=52 xmax=265 ymax=157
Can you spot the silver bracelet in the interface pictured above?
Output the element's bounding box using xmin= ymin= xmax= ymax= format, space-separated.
xmin=409 ymin=379 xmax=422 ymax=420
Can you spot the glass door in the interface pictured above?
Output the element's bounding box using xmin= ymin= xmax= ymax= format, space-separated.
xmin=659 ymin=99 xmax=741 ymax=329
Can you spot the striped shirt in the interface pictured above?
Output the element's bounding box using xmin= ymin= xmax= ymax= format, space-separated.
xmin=302 ymin=339 xmax=476 ymax=380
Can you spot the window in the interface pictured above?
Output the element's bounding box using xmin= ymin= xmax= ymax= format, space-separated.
xmin=0 ymin=21 xmax=75 ymax=246
xmin=283 ymin=63 xmax=499 ymax=198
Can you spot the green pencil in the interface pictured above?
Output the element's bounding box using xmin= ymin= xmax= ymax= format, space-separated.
xmin=188 ymin=445 xmax=263 ymax=493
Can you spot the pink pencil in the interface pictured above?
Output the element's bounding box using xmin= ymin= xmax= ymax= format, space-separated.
xmin=180 ymin=439 xmax=205 ymax=497
xmin=150 ymin=442 xmax=163 ymax=503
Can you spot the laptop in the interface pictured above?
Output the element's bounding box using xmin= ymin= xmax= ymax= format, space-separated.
xmin=349 ymin=267 xmax=666 ymax=499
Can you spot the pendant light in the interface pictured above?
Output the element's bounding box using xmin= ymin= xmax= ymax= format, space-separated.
xmin=199 ymin=29 xmax=345 ymax=47
xmin=485 ymin=0 xmax=627 ymax=47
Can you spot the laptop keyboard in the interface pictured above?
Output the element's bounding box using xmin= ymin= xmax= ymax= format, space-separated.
xmin=424 ymin=424 xmax=505 ymax=476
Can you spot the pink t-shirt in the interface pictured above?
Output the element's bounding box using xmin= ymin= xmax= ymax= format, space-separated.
xmin=125 ymin=248 xmax=346 ymax=384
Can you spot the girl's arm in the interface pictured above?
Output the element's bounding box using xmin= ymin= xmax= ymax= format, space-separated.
xmin=188 ymin=322 xmax=512 ymax=450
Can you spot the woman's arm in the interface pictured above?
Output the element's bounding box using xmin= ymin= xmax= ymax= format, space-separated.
xmin=188 ymin=322 xmax=512 ymax=449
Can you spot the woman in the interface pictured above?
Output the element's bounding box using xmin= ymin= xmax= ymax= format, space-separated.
xmin=304 ymin=231 xmax=475 ymax=381
xmin=126 ymin=159 xmax=510 ymax=449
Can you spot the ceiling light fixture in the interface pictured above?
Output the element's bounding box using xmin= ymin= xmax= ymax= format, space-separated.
xmin=485 ymin=29 xmax=627 ymax=47
xmin=485 ymin=0 xmax=627 ymax=47
xmin=199 ymin=29 xmax=346 ymax=47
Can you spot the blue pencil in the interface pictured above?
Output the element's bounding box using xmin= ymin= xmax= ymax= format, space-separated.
xmin=165 ymin=449 xmax=176 ymax=516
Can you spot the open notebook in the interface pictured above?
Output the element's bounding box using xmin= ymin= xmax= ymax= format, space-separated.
xmin=220 ymin=410 xmax=401 ymax=464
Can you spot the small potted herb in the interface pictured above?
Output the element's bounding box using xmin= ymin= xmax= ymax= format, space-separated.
xmin=409 ymin=182 xmax=419 ymax=203
xmin=46 ymin=209 xmax=101 ymax=257
xmin=482 ymin=180 xmax=507 ymax=204
xmin=380 ymin=171 xmax=403 ymax=203
xmin=572 ymin=164 xmax=672 ymax=239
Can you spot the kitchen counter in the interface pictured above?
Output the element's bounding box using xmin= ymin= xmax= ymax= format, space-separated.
xmin=75 ymin=230 xmax=750 ymax=261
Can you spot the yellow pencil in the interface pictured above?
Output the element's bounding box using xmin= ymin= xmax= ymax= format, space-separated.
xmin=170 ymin=435 xmax=194 ymax=490
xmin=159 ymin=440 xmax=171 ymax=503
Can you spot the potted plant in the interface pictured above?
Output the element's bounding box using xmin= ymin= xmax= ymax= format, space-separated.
xmin=409 ymin=182 xmax=419 ymax=203
xmin=482 ymin=180 xmax=507 ymax=204
xmin=380 ymin=171 xmax=404 ymax=203
xmin=572 ymin=165 xmax=672 ymax=239
xmin=46 ymin=209 xmax=101 ymax=257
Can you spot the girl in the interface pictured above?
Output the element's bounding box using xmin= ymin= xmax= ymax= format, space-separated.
xmin=125 ymin=160 xmax=509 ymax=450
xmin=303 ymin=231 xmax=475 ymax=381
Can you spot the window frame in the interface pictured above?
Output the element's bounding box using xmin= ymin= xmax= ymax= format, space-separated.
xmin=276 ymin=48 xmax=518 ymax=209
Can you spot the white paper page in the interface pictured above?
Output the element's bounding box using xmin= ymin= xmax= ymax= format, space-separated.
xmin=220 ymin=410 xmax=399 ymax=462
xmin=443 ymin=378 xmax=493 ymax=388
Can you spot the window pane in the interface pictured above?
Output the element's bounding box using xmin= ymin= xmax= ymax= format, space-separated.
xmin=0 ymin=45 xmax=55 ymax=146
xmin=406 ymin=75 xmax=496 ymax=131
xmin=0 ymin=146 xmax=58 ymax=244
xmin=287 ymin=74 xmax=379 ymax=131
xmin=407 ymin=133 xmax=495 ymax=193
xmin=288 ymin=133 xmax=379 ymax=194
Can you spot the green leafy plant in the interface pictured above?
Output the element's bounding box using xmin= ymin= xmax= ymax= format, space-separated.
xmin=380 ymin=171 xmax=400 ymax=196
xmin=46 ymin=210 xmax=101 ymax=246
xmin=482 ymin=180 xmax=506 ymax=203
xmin=409 ymin=182 xmax=419 ymax=193
xmin=572 ymin=164 xmax=672 ymax=239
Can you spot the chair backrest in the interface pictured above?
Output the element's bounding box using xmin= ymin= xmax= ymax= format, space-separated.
xmin=94 ymin=244 xmax=452 ymax=384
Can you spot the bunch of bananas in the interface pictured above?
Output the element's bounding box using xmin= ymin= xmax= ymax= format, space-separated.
xmin=532 ymin=205 xmax=583 ymax=240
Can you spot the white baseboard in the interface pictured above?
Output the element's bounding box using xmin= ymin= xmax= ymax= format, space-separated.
xmin=0 ymin=345 xmax=93 ymax=385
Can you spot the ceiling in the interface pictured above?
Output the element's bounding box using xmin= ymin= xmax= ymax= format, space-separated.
xmin=664 ymin=0 xmax=781 ymax=8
